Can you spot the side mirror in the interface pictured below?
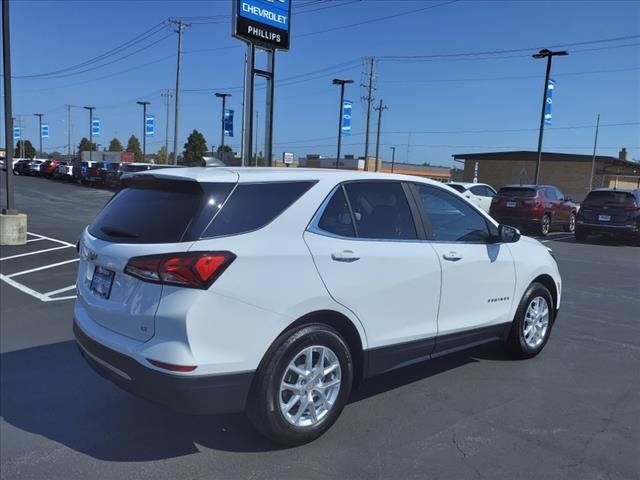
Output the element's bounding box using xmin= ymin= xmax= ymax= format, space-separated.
xmin=498 ymin=224 xmax=521 ymax=243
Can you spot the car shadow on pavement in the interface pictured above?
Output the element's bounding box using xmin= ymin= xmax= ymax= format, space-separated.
xmin=1 ymin=339 xmax=510 ymax=460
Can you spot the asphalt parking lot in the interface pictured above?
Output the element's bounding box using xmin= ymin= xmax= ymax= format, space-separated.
xmin=1 ymin=173 xmax=639 ymax=480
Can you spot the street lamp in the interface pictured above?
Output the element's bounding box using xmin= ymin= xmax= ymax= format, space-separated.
xmin=215 ymin=93 xmax=232 ymax=163
xmin=34 ymin=113 xmax=43 ymax=157
xmin=389 ymin=146 xmax=396 ymax=173
xmin=532 ymin=48 xmax=568 ymax=184
xmin=136 ymin=101 xmax=151 ymax=162
xmin=83 ymin=106 xmax=95 ymax=163
xmin=332 ymin=78 xmax=354 ymax=169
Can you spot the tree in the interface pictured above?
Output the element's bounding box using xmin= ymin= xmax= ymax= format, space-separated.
xmin=216 ymin=145 xmax=232 ymax=152
xmin=108 ymin=138 xmax=123 ymax=152
xmin=48 ymin=151 xmax=63 ymax=159
xmin=14 ymin=140 xmax=36 ymax=159
xmin=182 ymin=129 xmax=208 ymax=166
xmin=78 ymin=137 xmax=97 ymax=156
xmin=155 ymin=145 xmax=168 ymax=164
xmin=126 ymin=135 xmax=142 ymax=162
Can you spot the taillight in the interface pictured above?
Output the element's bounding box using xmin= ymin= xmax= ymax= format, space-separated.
xmin=124 ymin=251 xmax=235 ymax=289
xmin=147 ymin=358 xmax=197 ymax=372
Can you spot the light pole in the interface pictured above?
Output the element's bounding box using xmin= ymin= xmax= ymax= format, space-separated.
xmin=332 ymin=78 xmax=353 ymax=169
xmin=83 ymin=106 xmax=95 ymax=163
xmin=215 ymin=93 xmax=231 ymax=163
xmin=532 ymin=48 xmax=568 ymax=184
xmin=34 ymin=113 xmax=44 ymax=157
xmin=389 ymin=146 xmax=396 ymax=173
xmin=136 ymin=101 xmax=150 ymax=162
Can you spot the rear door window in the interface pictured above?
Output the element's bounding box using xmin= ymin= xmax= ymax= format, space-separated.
xmin=202 ymin=181 xmax=316 ymax=238
xmin=343 ymin=181 xmax=417 ymax=240
xmin=317 ymin=187 xmax=356 ymax=238
xmin=89 ymin=179 xmax=234 ymax=243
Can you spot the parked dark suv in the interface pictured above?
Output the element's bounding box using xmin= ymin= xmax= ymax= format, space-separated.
xmin=576 ymin=188 xmax=640 ymax=244
xmin=490 ymin=185 xmax=577 ymax=236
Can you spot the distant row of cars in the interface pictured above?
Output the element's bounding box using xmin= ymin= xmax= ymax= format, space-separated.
xmin=448 ymin=181 xmax=639 ymax=244
xmin=12 ymin=158 xmax=180 ymax=189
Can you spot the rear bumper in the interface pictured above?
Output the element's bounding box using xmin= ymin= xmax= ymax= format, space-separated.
xmin=577 ymin=222 xmax=640 ymax=235
xmin=491 ymin=213 xmax=541 ymax=228
xmin=73 ymin=319 xmax=254 ymax=415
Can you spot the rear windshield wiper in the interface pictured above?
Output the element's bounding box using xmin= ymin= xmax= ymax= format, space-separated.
xmin=100 ymin=226 xmax=139 ymax=239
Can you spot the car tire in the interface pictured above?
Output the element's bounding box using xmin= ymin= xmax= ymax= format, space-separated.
xmin=564 ymin=212 xmax=576 ymax=233
xmin=247 ymin=323 xmax=353 ymax=446
xmin=575 ymin=229 xmax=588 ymax=242
xmin=504 ymin=282 xmax=554 ymax=359
xmin=540 ymin=214 xmax=551 ymax=236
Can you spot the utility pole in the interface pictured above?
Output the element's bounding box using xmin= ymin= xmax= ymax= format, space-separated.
xmin=66 ymin=105 xmax=71 ymax=156
xmin=83 ymin=106 xmax=95 ymax=163
xmin=374 ymin=99 xmax=388 ymax=172
xmin=3 ymin=0 xmax=16 ymax=213
xmin=361 ymin=57 xmax=376 ymax=171
xmin=136 ymin=101 xmax=150 ymax=162
xmin=332 ymin=78 xmax=354 ymax=169
xmin=215 ymin=93 xmax=231 ymax=163
xmin=161 ymin=90 xmax=173 ymax=163
xmin=168 ymin=18 xmax=190 ymax=165
xmin=532 ymin=48 xmax=568 ymax=184
xmin=34 ymin=113 xmax=44 ymax=157
xmin=389 ymin=146 xmax=396 ymax=173
xmin=589 ymin=114 xmax=601 ymax=192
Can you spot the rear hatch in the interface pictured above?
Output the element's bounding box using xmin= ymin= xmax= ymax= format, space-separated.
xmin=77 ymin=173 xmax=237 ymax=341
xmin=580 ymin=191 xmax=639 ymax=225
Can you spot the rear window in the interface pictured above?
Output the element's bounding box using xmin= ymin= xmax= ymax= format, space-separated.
xmin=89 ymin=179 xmax=233 ymax=244
xmin=448 ymin=184 xmax=466 ymax=193
xmin=202 ymin=181 xmax=316 ymax=238
xmin=583 ymin=191 xmax=637 ymax=206
xmin=497 ymin=187 xmax=537 ymax=198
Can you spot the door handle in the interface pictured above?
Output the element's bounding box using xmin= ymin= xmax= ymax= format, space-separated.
xmin=442 ymin=251 xmax=462 ymax=261
xmin=331 ymin=250 xmax=360 ymax=263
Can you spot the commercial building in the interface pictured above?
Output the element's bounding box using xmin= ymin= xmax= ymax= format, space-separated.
xmin=297 ymin=155 xmax=451 ymax=181
xmin=453 ymin=149 xmax=639 ymax=202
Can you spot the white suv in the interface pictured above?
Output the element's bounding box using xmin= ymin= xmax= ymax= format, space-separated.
xmin=74 ymin=168 xmax=561 ymax=446
xmin=448 ymin=182 xmax=497 ymax=213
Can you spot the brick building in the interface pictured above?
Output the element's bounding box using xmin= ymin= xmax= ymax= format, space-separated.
xmin=453 ymin=149 xmax=640 ymax=202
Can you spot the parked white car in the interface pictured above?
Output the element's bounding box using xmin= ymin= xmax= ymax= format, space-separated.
xmin=74 ymin=168 xmax=561 ymax=446
xmin=448 ymin=182 xmax=497 ymax=213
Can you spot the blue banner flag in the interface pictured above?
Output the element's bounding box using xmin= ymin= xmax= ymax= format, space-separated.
xmin=41 ymin=123 xmax=49 ymax=139
xmin=92 ymin=118 xmax=100 ymax=137
xmin=145 ymin=115 xmax=155 ymax=137
xmin=544 ymin=78 xmax=556 ymax=126
xmin=13 ymin=127 xmax=20 ymax=141
xmin=224 ymin=109 xmax=234 ymax=137
xmin=342 ymin=100 xmax=353 ymax=136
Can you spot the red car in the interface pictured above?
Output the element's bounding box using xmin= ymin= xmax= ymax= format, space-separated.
xmin=39 ymin=159 xmax=61 ymax=177
xmin=490 ymin=184 xmax=577 ymax=236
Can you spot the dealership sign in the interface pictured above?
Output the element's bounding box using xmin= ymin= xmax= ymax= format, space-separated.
xmin=234 ymin=0 xmax=291 ymax=50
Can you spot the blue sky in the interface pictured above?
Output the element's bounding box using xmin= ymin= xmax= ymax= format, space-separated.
xmin=2 ymin=0 xmax=639 ymax=166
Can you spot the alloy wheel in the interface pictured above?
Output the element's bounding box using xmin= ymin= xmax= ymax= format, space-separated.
xmin=279 ymin=345 xmax=342 ymax=428
xmin=523 ymin=296 xmax=549 ymax=348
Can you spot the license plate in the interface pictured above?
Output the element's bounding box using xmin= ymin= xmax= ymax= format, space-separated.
xmin=90 ymin=266 xmax=115 ymax=299
xmin=506 ymin=201 xmax=517 ymax=208
xmin=598 ymin=214 xmax=611 ymax=222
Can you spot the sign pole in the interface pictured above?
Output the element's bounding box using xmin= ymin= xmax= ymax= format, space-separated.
xmin=241 ymin=43 xmax=255 ymax=167
xmin=264 ymin=49 xmax=275 ymax=167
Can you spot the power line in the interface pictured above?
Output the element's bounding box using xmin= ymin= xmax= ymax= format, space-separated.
xmin=379 ymin=33 xmax=640 ymax=61
xmin=13 ymin=21 xmax=169 ymax=79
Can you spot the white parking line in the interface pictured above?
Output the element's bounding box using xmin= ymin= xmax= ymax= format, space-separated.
xmin=541 ymin=235 xmax=574 ymax=243
xmin=7 ymin=258 xmax=79 ymax=278
xmin=1 ymin=231 xmax=79 ymax=303
xmin=44 ymin=284 xmax=76 ymax=296
xmin=0 ymin=245 xmax=73 ymax=261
